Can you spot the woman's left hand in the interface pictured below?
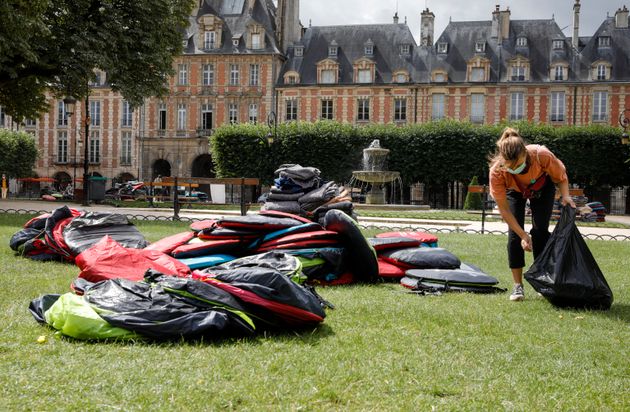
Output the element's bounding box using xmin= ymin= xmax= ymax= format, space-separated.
xmin=561 ymin=195 xmax=576 ymax=208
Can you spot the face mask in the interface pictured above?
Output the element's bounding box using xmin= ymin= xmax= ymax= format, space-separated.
xmin=506 ymin=159 xmax=527 ymax=175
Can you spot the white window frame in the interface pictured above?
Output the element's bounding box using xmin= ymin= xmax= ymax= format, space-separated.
xmin=178 ymin=64 xmax=188 ymax=85
xmin=89 ymin=131 xmax=100 ymax=163
xmin=511 ymin=66 xmax=526 ymax=81
xmin=57 ymin=131 xmax=68 ymax=163
xmin=475 ymin=41 xmax=486 ymax=53
xmin=550 ymin=91 xmax=565 ymax=122
xmin=394 ymin=98 xmax=407 ymax=122
xmin=554 ymin=66 xmax=564 ymax=81
xmin=251 ymin=33 xmax=261 ymax=50
xmin=249 ymin=64 xmax=260 ymax=86
xmin=357 ymin=98 xmax=370 ymax=121
xmin=598 ymin=36 xmax=610 ymax=48
xmin=228 ymin=103 xmax=238 ymax=124
xmin=295 ymin=46 xmax=304 ymax=57
xmin=593 ymin=91 xmax=608 ymax=122
xmin=432 ymin=94 xmax=445 ymax=120
xmin=470 ymin=67 xmax=485 ymax=82
xmin=510 ymin=92 xmax=525 ymax=121
xmin=158 ymin=103 xmax=167 ymax=130
xmin=249 ymin=103 xmax=258 ymax=123
xmin=320 ymin=69 xmax=335 ymax=84
xmin=516 ymin=37 xmax=527 ymax=47
xmin=321 ymin=99 xmax=334 ymax=120
xmin=177 ymin=103 xmax=187 ymax=130
xmin=204 ymin=31 xmax=216 ymax=49
xmin=58 ymin=101 xmax=68 ymax=126
xmin=121 ymin=101 xmax=133 ymax=128
xmin=597 ymin=64 xmax=607 ymax=80
xmin=365 ymin=45 xmax=373 ymax=56
xmin=202 ymin=64 xmax=214 ymax=86
xmin=470 ymin=93 xmax=485 ymax=124
xmin=552 ymin=40 xmax=564 ymax=50
xmin=121 ymin=131 xmax=132 ymax=165
xmin=201 ymin=104 xmax=213 ymax=130
xmin=358 ymin=69 xmax=372 ymax=84
xmin=229 ymin=64 xmax=240 ymax=85
xmin=400 ymin=44 xmax=410 ymax=55
xmin=90 ymin=101 xmax=101 ymax=127
xmin=437 ymin=43 xmax=448 ymax=54
xmin=285 ymin=99 xmax=298 ymax=121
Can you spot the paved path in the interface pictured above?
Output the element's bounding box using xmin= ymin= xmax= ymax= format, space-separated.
xmin=1 ymin=199 xmax=629 ymax=240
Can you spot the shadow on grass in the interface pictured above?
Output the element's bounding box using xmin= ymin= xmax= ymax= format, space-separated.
xmin=596 ymin=303 xmax=630 ymax=324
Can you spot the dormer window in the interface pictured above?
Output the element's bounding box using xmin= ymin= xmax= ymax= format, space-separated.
xmin=358 ymin=69 xmax=372 ymax=83
xmin=592 ymin=61 xmax=611 ymax=80
xmin=437 ymin=42 xmax=448 ymax=54
xmin=598 ymin=36 xmax=611 ymax=48
xmin=511 ymin=66 xmax=526 ymax=81
xmin=321 ymin=69 xmax=335 ymax=84
xmin=251 ymin=33 xmax=262 ymax=49
xmin=394 ymin=71 xmax=409 ymax=83
xmin=431 ymin=70 xmax=448 ymax=83
xmin=400 ymin=44 xmax=410 ymax=55
xmin=295 ymin=46 xmax=304 ymax=57
xmin=475 ymin=41 xmax=486 ymax=53
xmin=470 ymin=68 xmax=485 ymax=82
xmin=204 ymin=31 xmax=216 ymax=49
xmin=554 ymin=65 xmax=565 ymax=81
xmin=284 ymin=71 xmax=300 ymax=85
xmin=328 ymin=41 xmax=338 ymax=57
xmin=516 ymin=37 xmax=527 ymax=47
xmin=552 ymin=40 xmax=564 ymax=50
xmin=365 ymin=42 xmax=374 ymax=57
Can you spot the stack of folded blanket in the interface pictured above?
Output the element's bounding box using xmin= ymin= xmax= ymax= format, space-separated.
xmin=261 ymin=164 xmax=355 ymax=221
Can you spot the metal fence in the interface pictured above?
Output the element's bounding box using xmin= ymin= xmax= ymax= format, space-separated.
xmin=3 ymin=208 xmax=629 ymax=242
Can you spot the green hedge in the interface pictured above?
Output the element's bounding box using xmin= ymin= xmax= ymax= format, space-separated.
xmin=210 ymin=120 xmax=630 ymax=188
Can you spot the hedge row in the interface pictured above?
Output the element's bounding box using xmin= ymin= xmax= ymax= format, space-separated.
xmin=210 ymin=120 xmax=630 ymax=188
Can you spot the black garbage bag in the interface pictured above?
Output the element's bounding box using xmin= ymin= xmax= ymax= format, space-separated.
xmin=525 ymin=206 xmax=613 ymax=310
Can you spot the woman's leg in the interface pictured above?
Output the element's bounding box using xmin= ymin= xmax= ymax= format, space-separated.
xmin=507 ymin=190 xmax=527 ymax=281
xmin=529 ymin=179 xmax=556 ymax=260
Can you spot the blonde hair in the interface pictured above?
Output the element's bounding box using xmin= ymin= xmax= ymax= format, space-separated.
xmin=490 ymin=127 xmax=527 ymax=167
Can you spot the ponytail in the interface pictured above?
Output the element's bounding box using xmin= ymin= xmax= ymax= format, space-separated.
xmin=489 ymin=127 xmax=527 ymax=167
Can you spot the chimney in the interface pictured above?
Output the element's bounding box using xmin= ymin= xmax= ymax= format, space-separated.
xmin=421 ymin=8 xmax=435 ymax=47
xmin=491 ymin=5 xmax=500 ymax=39
xmin=500 ymin=7 xmax=511 ymax=40
xmin=616 ymin=5 xmax=629 ymax=28
xmin=276 ymin=0 xmax=302 ymax=53
xmin=394 ymin=12 xmax=399 ymax=24
xmin=573 ymin=0 xmax=581 ymax=49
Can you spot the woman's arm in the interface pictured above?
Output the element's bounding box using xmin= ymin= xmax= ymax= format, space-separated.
xmin=495 ymin=197 xmax=532 ymax=251
xmin=557 ymin=179 xmax=577 ymax=208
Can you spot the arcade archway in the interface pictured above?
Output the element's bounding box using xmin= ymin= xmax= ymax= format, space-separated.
xmin=191 ymin=154 xmax=215 ymax=196
xmin=152 ymin=159 xmax=171 ymax=179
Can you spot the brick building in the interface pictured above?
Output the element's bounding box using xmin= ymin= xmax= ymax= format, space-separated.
xmin=0 ymin=0 xmax=628 ymax=189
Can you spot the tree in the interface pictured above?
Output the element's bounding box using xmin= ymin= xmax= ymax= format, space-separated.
xmin=0 ymin=129 xmax=38 ymax=178
xmin=463 ymin=176 xmax=483 ymax=210
xmin=0 ymin=0 xmax=193 ymax=119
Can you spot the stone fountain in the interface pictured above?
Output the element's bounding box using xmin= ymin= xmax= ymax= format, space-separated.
xmin=348 ymin=139 xmax=402 ymax=204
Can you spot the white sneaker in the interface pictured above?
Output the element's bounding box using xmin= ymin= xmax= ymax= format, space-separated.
xmin=510 ymin=284 xmax=525 ymax=301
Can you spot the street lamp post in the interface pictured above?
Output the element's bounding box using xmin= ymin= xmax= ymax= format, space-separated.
xmin=82 ymin=93 xmax=91 ymax=206
xmin=266 ymin=110 xmax=277 ymax=145
xmin=63 ymin=96 xmax=77 ymax=197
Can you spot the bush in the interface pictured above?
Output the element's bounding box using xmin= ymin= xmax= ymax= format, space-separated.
xmin=0 ymin=129 xmax=38 ymax=178
xmin=211 ymin=121 xmax=630 ymax=189
xmin=464 ymin=176 xmax=483 ymax=210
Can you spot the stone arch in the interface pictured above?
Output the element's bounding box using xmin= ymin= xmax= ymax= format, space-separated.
xmin=53 ymin=171 xmax=72 ymax=190
xmin=152 ymin=159 xmax=171 ymax=179
xmin=191 ymin=154 xmax=215 ymax=196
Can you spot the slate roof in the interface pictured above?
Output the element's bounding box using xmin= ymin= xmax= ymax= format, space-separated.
xmin=578 ymin=16 xmax=630 ymax=81
xmin=432 ymin=19 xmax=574 ymax=83
xmin=182 ymin=0 xmax=281 ymax=55
xmin=279 ymin=24 xmax=419 ymax=85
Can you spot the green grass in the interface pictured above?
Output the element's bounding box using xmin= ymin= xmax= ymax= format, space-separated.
xmin=0 ymin=214 xmax=628 ymax=410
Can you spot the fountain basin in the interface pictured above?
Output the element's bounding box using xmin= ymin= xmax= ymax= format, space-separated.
xmin=351 ymin=171 xmax=401 ymax=183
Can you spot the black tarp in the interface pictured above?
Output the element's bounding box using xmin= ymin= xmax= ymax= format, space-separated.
xmin=63 ymin=212 xmax=147 ymax=255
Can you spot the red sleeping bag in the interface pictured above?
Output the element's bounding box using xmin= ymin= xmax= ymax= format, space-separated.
xmin=376 ymin=231 xmax=438 ymax=246
xmin=377 ymin=258 xmax=407 ymax=278
xmin=144 ymin=231 xmax=195 ymax=254
xmin=75 ymin=236 xmax=191 ymax=283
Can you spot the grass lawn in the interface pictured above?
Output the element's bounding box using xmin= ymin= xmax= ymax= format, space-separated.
xmin=0 ymin=214 xmax=628 ymax=410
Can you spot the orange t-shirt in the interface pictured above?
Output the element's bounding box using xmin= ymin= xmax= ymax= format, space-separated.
xmin=1 ymin=176 xmax=6 ymax=189
xmin=489 ymin=145 xmax=568 ymax=201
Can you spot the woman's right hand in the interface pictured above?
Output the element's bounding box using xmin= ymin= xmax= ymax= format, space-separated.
xmin=521 ymin=233 xmax=533 ymax=252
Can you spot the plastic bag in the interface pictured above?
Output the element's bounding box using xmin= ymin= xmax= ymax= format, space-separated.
xmin=525 ymin=206 xmax=613 ymax=310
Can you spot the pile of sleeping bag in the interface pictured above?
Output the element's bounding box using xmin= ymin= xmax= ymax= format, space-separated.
xmin=261 ymin=164 xmax=354 ymax=223
xmin=369 ymin=232 xmax=503 ymax=293
xmin=10 ymin=206 xmax=147 ymax=261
